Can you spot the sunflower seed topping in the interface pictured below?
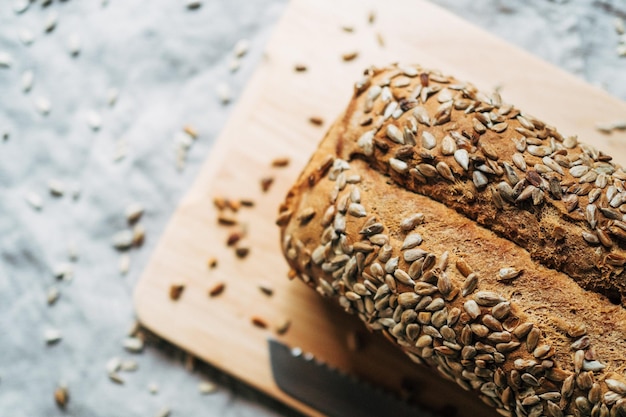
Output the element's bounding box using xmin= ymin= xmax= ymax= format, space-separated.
xmin=386 ymin=124 xmax=404 ymax=144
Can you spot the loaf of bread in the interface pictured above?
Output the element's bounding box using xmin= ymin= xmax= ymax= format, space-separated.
xmin=277 ymin=64 xmax=626 ymax=416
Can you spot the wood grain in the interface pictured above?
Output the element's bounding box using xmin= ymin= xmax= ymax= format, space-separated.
xmin=134 ymin=0 xmax=626 ymax=415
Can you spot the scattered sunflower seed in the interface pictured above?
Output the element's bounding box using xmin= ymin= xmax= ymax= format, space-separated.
xmin=48 ymin=179 xmax=64 ymax=196
xmin=44 ymin=328 xmax=62 ymax=344
xmin=106 ymin=88 xmax=119 ymax=106
xmin=133 ymin=224 xmax=145 ymax=246
xmin=616 ymin=18 xmax=625 ymax=35
xmin=13 ymin=0 xmax=29 ymax=13
xmin=169 ymin=283 xmax=185 ymax=300
xmin=235 ymin=247 xmax=250 ymax=258
xmin=120 ymin=359 xmax=138 ymax=372
xmin=342 ymin=51 xmax=359 ymax=61
xmin=54 ymin=384 xmax=69 ymax=409
xmin=272 ymin=157 xmax=290 ymax=167
xmin=122 ymin=337 xmax=144 ymax=353
xmin=108 ymin=372 xmax=124 ymax=384
xmin=368 ymin=10 xmax=376 ymax=24
xmin=0 ymin=52 xmax=13 ymax=68
xmin=148 ymin=383 xmax=159 ymax=394
xmin=251 ymin=316 xmax=268 ymax=328
xmin=156 ymin=407 xmax=171 ymax=417
xmin=112 ymin=230 xmax=133 ymax=250
xmin=44 ymin=12 xmax=58 ymax=33
xmin=119 ymin=254 xmax=130 ymax=275
xmin=87 ymin=111 xmax=102 ymax=131
xmin=125 ymin=203 xmax=144 ymax=223
xmin=207 ymin=257 xmax=218 ymax=269
xmin=216 ymin=82 xmax=231 ymax=104
xmin=208 ymin=281 xmax=225 ymax=297
xmin=275 ymin=318 xmax=291 ymax=335
xmin=376 ymin=32 xmax=385 ymax=47
xmin=106 ymin=357 xmax=121 ymax=374
xmin=198 ymin=381 xmax=217 ymax=395
xmin=294 ymin=64 xmax=307 ymax=72
xmin=233 ymin=39 xmax=250 ymax=58
xmin=53 ymin=263 xmax=73 ymax=281
xmin=229 ymin=58 xmax=240 ymax=72
xmin=25 ymin=192 xmax=43 ymax=210
xmin=309 ymin=116 xmax=324 ymax=126
xmin=47 ymin=287 xmax=60 ymax=305
xmin=67 ymin=34 xmax=81 ymax=56
xmin=258 ymin=281 xmax=274 ymax=296
xmin=21 ymin=70 xmax=34 ymax=92
xmin=498 ymin=267 xmax=522 ymax=281
xmin=35 ymin=97 xmax=51 ymax=115
xmin=186 ymin=0 xmax=202 ymax=9
xmin=18 ymin=29 xmax=34 ymax=46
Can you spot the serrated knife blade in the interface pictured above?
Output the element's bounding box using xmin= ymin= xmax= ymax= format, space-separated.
xmin=268 ymin=338 xmax=434 ymax=417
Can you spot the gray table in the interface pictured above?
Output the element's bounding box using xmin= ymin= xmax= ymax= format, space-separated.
xmin=1 ymin=1 xmax=624 ymax=416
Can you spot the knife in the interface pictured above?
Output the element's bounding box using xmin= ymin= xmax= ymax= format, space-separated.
xmin=268 ymin=338 xmax=435 ymax=417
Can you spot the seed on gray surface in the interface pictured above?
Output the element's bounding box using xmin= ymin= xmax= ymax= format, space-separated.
xmin=498 ymin=267 xmax=522 ymax=282
xmin=53 ymin=263 xmax=73 ymax=281
xmin=198 ymin=381 xmax=217 ymax=394
xmin=47 ymin=287 xmax=60 ymax=305
xmin=106 ymin=87 xmax=120 ymax=106
xmin=475 ymin=291 xmax=505 ymax=306
xmin=54 ymin=384 xmax=69 ymax=409
xmin=454 ymin=149 xmax=469 ymax=171
xmin=108 ymin=372 xmax=124 ymax=384
xmin=44 ymin=328 xmax=62 ymax=344
xmin=119 ymin=254 xmax=130 ymax=275
xmin=0 ymin=51 xmax=13 ymax=68
xmin=13 ymin=0 xmax=29 ymax=13
xmin=123 ymin=337 xmax=144 ymax=353
xmin=25 ymin=192 xmax=43 ymax=210
xmin=401 ymin=233 xmax=423 ymax=249
xmin=232 ymin=38 xmax=250 ymax=58
xmin=44 ymin=12 xmax=58 ymax=33
xmin=156 ymin=407 xmax=171 ymax=417
xmin=106 ymin=356 xmax=122 ymax=374
xmin=112 ymin=230 xmax=133 ymax=250
xmin=216 ymin=82 xmax=231 ymax=104
xmin=125 ymin=203 xmax=144 ymax=223
xmin=18 ymin=29 xmax=35 ymax=45
xmin=386 ymin=124 xmax=404 ymax=144
xmin=35 ymin=97 xmax=51 ymax=115
xmin=21 ymin=70 xmax=34 ymax=92
xmin=86 ymin=111 xmax=102 ymax=130
xmin=389 ymin=158 xmax=408 ymax=173
xmin=67 ymin=34 xmax=81 ymax=56
xmin=461 ymin=273 xmax=478 ymax=297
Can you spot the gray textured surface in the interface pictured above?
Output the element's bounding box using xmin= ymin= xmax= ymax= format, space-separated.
xmin=1 ymin=0 xmax=624 ymax=416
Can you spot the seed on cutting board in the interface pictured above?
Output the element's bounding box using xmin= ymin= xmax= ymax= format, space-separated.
xmin=258 ymin=282 xmax=274 ymax=296
xmin=123 ymin=337 xmax=144 ymax=353
xmin=235 ymin=247 xmax=250 ymax=258
xmin=186 ymin=0 xmax=202 ymax=9
xmin=54 ymin=384 xmax=69 ymax=409
xmin=216 ymin=82 xmax=231 ymax=104
xmin=112 ymin=230 xmax=133 ymax=249
xmin=595 ymin=123 xmax=613 ymax=134
xmin=46 ymin=287 xmax=60 ymax=305
xmin=342 ymin=51 xmax=359 ymax=61
xmin=376 ymin=32 xmax=385 ymax=47
xmin=35 ymin=97 xmax=51 ymax=115
xmin=208 ymin=282 xmax=225 ymax=297
xmin=169 ymin=283 xmax=185 ymax=301
xmin=0 ymin=52 xmax=13 ymax=68
xmin=226 ymin=231 xmax=242 ymax=246
xmin=309 ymin=116 xmax=324 ymax=126
xmin=251 ymin=316 xmax=268 ymax=329
xmin=294 ymin=64 xmax=307 ymax=72
xmin=240 ymin=198 xmax=254 ymax=207
xmin=44 ymin=328 xmax=62 ymax=344
xmin=207 ymin=257 xmax=218 ymax=269
xmin=217 ymin=213 xmax=237 ymax=225
xmin=21 ymin=70 xmax=34 ymax=92
xmin=272 ymin=157 xmax=290 ymax=167
xmin=25 ymin=192 xmax=43 ymax=210
xmin=368 ymin=10 xmax=376 ymax=24
xmin=119 ymin=254 xmax=130 ymax=275
xmin=275 ymin=318 xmax=291 ymax=335
xmin=260 ymin=176 xmax=274 ymax=192
xmin=18 ymin=29 xmax=34 ymax=46
xmin=67 ymin=34 xmax=81 ymax=56
xmin=198 ymin=381 xmax=217 ymax=394
xmin=44 ymin=12 xmax=58 ymax=33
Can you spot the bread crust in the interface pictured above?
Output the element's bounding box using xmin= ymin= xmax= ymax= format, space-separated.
xmin=278 ymin=64 xmax=626 ymax=416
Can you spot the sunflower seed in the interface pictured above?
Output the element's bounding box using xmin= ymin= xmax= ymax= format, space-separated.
xmin=398 ymin=292 xmax=420 ymax=308
xmin=44 ymin=328 xmax=62 ymax=344
xmin=233 ymin=38 xmax=250 ymax=57
xmin=18 ymin=29 xmax=34 ymax=45
xmin=463 ymin=300 xmax=481 ymax=319
xmin=582 ymin=360 xmax=606 ymax=371
xmin=421 ymin=132 xmax=436 ymax=150
xmin=606 ymin=379 xmax=626 ymax=395
xmin=67 ymin=34 xmax=81 ymax=56
xmin=44 ymin=12 xmax=58 ymax=33
xmin=401 ymin=233 xmax=423 ymax=249
xmin=21 ymin=70 xmax=34 ymax=92
xmin=413 ymin=106 xmax=431 ymax=126
xmin=400 ymin=213 xmax=424 ymax=231
xmin=498 ymin=267 xmax=522 ymax=281
xmin=156 ymin=407 xmax=171 ymax=417
xmin=569 ymin=165 xmax=589 ymax=178
xmin=25 ymin=192 xmax=43 ymax=210
xmin=453 ymin=149 xmax=469 ymax=171
xmin=472 ymin=171 xmax=488 ymax=189
xmin=475 ymin=291 xmax=505 ymax=306
xmin=440 ymin=135 xmax=456 ymax=155
xmin=348 ymin=203 xmax=366 ymax=217
xmin=357 ymin=130 xmax=375 ymax=156
xmin=198 ymin=381 xmax=217 ymax=394
xmin=389 ymin=158 xmax=408 ymax=173
xmin=112 ymin=230 xmax=133 ymax=250
xmin=54 ymin=384 xmax=69 ymax=409
xmin=461 ymin=273 xmax=478 ymax=297
xmin=404 ymin=248 xmax=428 ymax=262
xmin=35 ymin=97 xmax=51 ymax=115
xmin=342 ymin=51 xmax=358 ymax=61
xmin=416 ymin=163 xmax=438 ymax=178
xmin=386 ymin=124 xmax=404 ymax=144
xmin=119 ymin=254 xmax=130 ymax=275
xmin=216 ymin=82 xmax=231 ymax=104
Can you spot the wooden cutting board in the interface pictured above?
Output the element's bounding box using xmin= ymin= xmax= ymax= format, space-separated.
xmin=134 ymin=0 xmax=626 ymax=415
